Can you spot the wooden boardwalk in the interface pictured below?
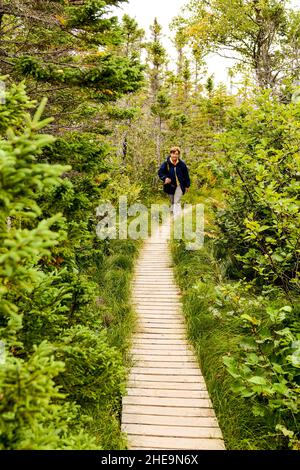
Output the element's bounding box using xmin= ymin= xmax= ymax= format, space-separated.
xmin=122 ymin=216 xmax=225 ymax=450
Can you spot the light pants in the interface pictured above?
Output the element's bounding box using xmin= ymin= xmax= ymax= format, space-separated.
xmin=168 ymin=186 xmax=183 ymax=217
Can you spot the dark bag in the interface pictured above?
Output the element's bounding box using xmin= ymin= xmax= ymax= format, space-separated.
xmin=163 ymin=160 xmax=176 ymax=194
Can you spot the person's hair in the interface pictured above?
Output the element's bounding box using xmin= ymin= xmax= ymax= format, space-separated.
xmin=170 ymin=146 xmax=181 ymax=155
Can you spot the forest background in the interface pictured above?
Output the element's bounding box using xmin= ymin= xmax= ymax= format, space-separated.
xmin=0 ymin=0 xmax=299 ymax=450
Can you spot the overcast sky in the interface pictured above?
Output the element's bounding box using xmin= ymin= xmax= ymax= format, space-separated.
xmin=112 ymin=0 xmax=300 ymax=87
xmin=112 ymin=0 xmax=186 ymax=63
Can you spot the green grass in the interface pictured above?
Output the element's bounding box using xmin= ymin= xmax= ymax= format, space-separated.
xmin=170 ymin=239 xmax=285 ymax=450
xmin=86 ymin=198 xmax=172 ymax=449
xmin=77 ymin=237 xmax=142 ymax=450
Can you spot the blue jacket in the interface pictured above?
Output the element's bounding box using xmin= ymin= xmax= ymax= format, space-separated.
xmin=158 ymin=156 xmax=191 ymax=195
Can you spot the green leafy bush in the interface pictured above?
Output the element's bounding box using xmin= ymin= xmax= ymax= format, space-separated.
xmin=223 ymin=305 xmax=300 ymax=449
xmin=216 ymin=91 xmax=300 ymax=294
xmin=0 ymin=81 xmax=132 ymax=449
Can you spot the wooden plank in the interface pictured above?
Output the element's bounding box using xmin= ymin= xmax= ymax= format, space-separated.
xmin=135 ymin=263 xmax=173 ymax=275
xmin=122 ymin=414 xmax=219 ymax=428
xmin=134 ymin=295 xmax=178 ymax=298
xmin=137 ymin=317 xmax=182 ymax=322
xmin=135 ymin=304 xmax=181 ymax=308
xmin=132 ymin=344 xmax=193 ymax=351
xmin=135 ymin=267 xmax=172 ymax=270
xmin=138 ymin=253 xmax=170 ymax=256
xmin=135 ymin=300 xmax=180 ymax=305
xmin=133 ymin=299 xmax=182 ymax=306
xmin=132 ymin=338 xmax=192 ymax=351
xmin=132 ymin=296 xmax=182 ymax=305
xmin=139 ymin=255 xmax=169 ymax=258
xmin=135 ymin=332 xmax=185 ymax=338
xmin=133 ymin=293 xmax=180 ymax=297
xmin=133 ymin=276 xmax=174 ymax=279
xmin=137 ymin=311 xmax=182 ymax=316
xmin=133 ymin=287 xmax=174 ymax=290
xmin=137 ymin=324 xmax=184 ymax=330
xmin=134 ymin=301 xmax=181 ymax=305
xmin=127 ymin=435 xmax=225 ymax=450
xmin=132 ymin=340 xmax=188 ymax=346
xmin=131 ymin=356 xmax=196 ymax=364
xmin=123 ymin=423 xmax=222 ymax=439
xmin=137 ymin=253 xmax=173 ymax=267
xmin=132 ymin=336 xmax=189 ymax=342
xmin=134 ymin=299 xmax=181 ymax=303
xmin=137 ymin=318 xmax=183 ymax=324
xmin=135 ymin=305 xmax=181 ymax=309
xmin=135 ymin=265 xmax=170 ymax=268
xmin=134 ymin=272 xmax=174 ymax=276
xmin=122 ymin=405 xmax=215 ymax=418
xmin=133 ymin=358 xmax=197 ymax=366
xmin=132 ymin=339 xmax=190 ymax=345
xmin=136 ymin=313 xmax=181 ymax=317
xmin=133 ymin=277 xmax=174 ymax=280
xmin=136 ymin=259 xmax=170 ymax=261
xmin=137 ymin=319 xmax=184 ymax=325
xmin=135 ymin=308 xmax=181 ymax=312
xmin=133 ymin=271 xmax=173 ymax=278
xmin=132 ymin=365 xmax=199 ymax=373
xmin=137 ymin=318 xmax=182 ymax=324
xmin=133 ymin=288 xmax=179 ymax=292
xmin=130 ymin=374 xmax=205 ymax=383
xmin=132 ymin=352 xmax=198 ymax=362
xmin=133 ymin=335 xmax=185 ymax=340
xmin=134 ymin=294 xmax=179 ymax=298
xmin=133 ymin=283 xmax=174 ymax=286
xmin=137 ymin=314 xmax=183 ymax=320
xmin=134 ymin=299 xmax=180 ymax=302
xmin=134 ymin=305 xmax=182 ymax=310
xmin=131 ymin=349 xmax=193 ymax=356
xmin=137 ymin=323 xmax=184 ymax=329
xmin=135 ymin=263 xmax=172 ymax=266
xmin=135 ymin=274 xmax=175 ymax=278
xmin=122 ymin=218 xmax=225 ymax=452
xmin=133 ymin=287 xmax=179 ymax=291
xmin=133 ymin=334 xmax=187 ymax=340
xmin=123 ymin=396 xmax=212 ymax=408
xmin=134 ymin=290 xmax=177 ymax=294
xmin=135 ymin=267 xmax=173 ymax=270
xmin=133 ymin=279 xmax=171 ymax=281
xmin=134 ymin=293 xmax=180 ymax=296
xmin=134 ymin=290 xmax=180 ymax=294
xmin=135 ymin=323 xmax=185 ymax=330
xmin=126 ymin=388 xmax=210 ymax=399
xmin=135 ymin=264 xmax=171 ymax=267
xmin=137 ymin=327 xmax=185 ymax=333
xmin=134 ymin=269 xmax=175 ymax=276
xmin=131 ymin=354 xmax=194 ymax=361
xmin=127 ymin=381 xmax=205 ymax=390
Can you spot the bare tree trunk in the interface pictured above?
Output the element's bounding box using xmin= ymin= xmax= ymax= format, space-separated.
xmin=253 ymin=0 xmax=276 ymax=88
xmin=122 ymin=132 xmax=128 ymax=162
xmin=156 ymin=116 xmax=162 ymax=165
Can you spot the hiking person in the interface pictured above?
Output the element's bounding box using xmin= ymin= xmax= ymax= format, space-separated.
xmin=158 ymin=147 xmax=191 ymax=216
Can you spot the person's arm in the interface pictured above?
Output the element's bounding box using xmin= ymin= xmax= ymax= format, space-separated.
xmin=158 ymin=161 xmax=170 ymax=183
xmin=184 ymin=163 xmax=191 ymax=189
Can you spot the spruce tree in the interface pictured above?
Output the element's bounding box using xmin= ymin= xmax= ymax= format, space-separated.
xmin=0 ymin=0 xmax=144 ymax=133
